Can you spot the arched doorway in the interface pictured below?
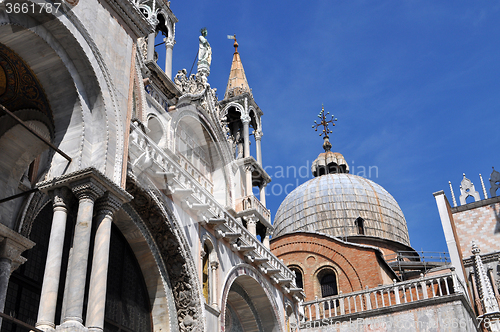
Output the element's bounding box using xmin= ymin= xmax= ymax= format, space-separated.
xmin=222 ymin=267 xmax=281 ymax=332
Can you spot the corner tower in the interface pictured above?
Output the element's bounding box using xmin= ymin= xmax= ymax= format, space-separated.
xmin=220 ymin=37 xmax=272 ymax=246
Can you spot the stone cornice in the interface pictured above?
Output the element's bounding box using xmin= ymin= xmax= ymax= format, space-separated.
xmin=145 ymin=60 xmax=181 ymax=100
xmin=103 ymin=0 xmax=156 ymax=37
xmin=37 ymin=167 xmax=133 ymax=203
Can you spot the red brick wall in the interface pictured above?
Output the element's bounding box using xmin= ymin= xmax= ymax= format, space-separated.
xmin=271 ymin=233 xmax=393 ymax=302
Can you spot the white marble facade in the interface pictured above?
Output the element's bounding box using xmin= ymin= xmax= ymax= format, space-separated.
xmin=0 ymin=1 xmax=299 ymax=331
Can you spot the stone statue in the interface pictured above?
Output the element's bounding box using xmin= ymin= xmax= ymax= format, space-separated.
xmin=197 ymin=28 xmax=212 ymax=76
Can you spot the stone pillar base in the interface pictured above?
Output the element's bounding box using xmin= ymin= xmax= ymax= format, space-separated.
xmin=57 ymin=320 xmax=86 ymax=332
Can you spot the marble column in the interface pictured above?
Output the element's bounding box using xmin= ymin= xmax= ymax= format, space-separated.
xmin=245 ymin=165 xmax=253 ymax=197
xmin=241 ymin=114 xmax=251 ymax=158
xmin=246 ymin=215 xmax=257 ymax=237
xmin=36 ymin=187 xmax=71 ymax=331
xmin=86 ymin=193 xmax=122 ymax=332
xmin=147 ymin=32 xmax=155 ymax=61
xmin=164 ymin=38 xmax=175 ymax=79
xmin=210 ymin=261 xmax=219 ymax=309
xmin=263 ymin=229 xmax=272 ymax=249
xmin=254 ymin=131 xmax=263 ymax=166
xmin=259 ymin=183 xmax=267 ymax=207
xmin=62 ymin=179 xmax=104 ymax=326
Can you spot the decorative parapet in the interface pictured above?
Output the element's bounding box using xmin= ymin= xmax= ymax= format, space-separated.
xmin=235 ymin=195 xmax=271 ymax=228
xmin=128 ymin=122 xmax=302 ymax=298
xmin=301 ymin=271 xmax=467 ymax=322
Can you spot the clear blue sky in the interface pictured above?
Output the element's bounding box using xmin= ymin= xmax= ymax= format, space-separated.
xmin=156 ymin=1 xmax=500 ymax=253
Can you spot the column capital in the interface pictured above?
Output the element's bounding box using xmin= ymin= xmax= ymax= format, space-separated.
xmin=50 ymin=186 xmax=71 ymax=210
xmin=71 ymin=178 xmax=106 ymax=202
xmin=210 ymin=261 xmax=219 ymax=270
xmin=94 ymin=192 xmax=123 ymax=218
xmin=0 ymin=224 xmax=35 ymax=272
xmin=254 ymin=131 xmax=263 ymax=140
xmin=164 ymin=37 xmax=176 ymax=48
xmin=241 ymin=114 xmax=251 ymax=124
xmin=245 ymin=215 xmax=257 ymax=225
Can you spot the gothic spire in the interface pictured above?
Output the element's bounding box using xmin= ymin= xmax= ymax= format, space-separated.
xmin=224 ymin=35 xmax=252 ymax=99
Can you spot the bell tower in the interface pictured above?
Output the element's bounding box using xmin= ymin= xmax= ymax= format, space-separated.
xmin=220 ymin=36 xmax=272 ymax=246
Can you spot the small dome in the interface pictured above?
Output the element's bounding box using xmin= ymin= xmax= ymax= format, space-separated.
xmin=273 ymin=173 xmax=411 ymax=246
xmin=312 ymin=151 xmax=349 ymax=176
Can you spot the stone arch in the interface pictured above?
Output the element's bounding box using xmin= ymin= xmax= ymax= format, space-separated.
xmin=221 ymin=264 xmax=283 ymax=332
xmin=1 ymin=6 xmax=126 ymax=182
xmin=126 ymin=178 xmax=204 ymax=332
xmin=173 ymin=109 xmax=231 ymax=206
xmin=146 ymin=113 xmax=167 ymax=147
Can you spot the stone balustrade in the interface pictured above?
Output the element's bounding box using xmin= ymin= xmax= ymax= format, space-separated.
xmin=129 ymin=122 xmax=301 ymax=297
xmin=235 ymin=195 xmax=271 ymax=227
xmin=301 ymin=271 xmax=466 ymax=322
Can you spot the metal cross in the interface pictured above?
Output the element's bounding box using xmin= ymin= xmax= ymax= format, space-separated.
xmin=312 ymin=105 xmax=337 ymax=137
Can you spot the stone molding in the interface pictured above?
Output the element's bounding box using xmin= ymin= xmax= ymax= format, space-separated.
xmin=0 ymin=223 xmax=35 ymax=272
xmin=37 ymin=167 xmax=133 ymax=204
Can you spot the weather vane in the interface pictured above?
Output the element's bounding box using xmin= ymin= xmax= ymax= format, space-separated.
xmin=312 ymin=105 xmax=337 ymax=151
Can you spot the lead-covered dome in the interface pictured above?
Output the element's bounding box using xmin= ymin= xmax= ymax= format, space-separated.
xmin=273 ymin=173 xmax=411 ymax=246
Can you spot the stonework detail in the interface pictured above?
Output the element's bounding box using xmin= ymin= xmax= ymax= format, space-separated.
xmin=491 ymin=167 xmax=500 ymax=198
xmin=459 ymin=173 xmax=481 ymax=205
xmin=126 ymin=179 xmax=203 ymax=332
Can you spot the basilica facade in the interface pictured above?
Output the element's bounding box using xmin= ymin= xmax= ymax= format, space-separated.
xmin=0 ymin=1 xmax=481 ymax=331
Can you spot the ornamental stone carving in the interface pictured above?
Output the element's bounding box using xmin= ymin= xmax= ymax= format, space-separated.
xmin=490 ymin=167 xmax=500 ymax=198
xmin=459 ymin=173 xmax=481 ymax=205
xmin=174 ymin=69 xmax=208 ymax=96
xmin=126 ymin=179 xmax=203 ymax=332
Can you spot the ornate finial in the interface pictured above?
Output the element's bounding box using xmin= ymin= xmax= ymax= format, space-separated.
xmin=448 ymin=181 xmax=457 ymax=207
xmin=459 ymin=173 xmax=480 ymax=205
xmin=312 ymin=105 xmax=337 ymax=152
xmin=490 ymin=167 xmax=500 ymax=198
xmin=472 ymin=241 xmax=480 ymax=255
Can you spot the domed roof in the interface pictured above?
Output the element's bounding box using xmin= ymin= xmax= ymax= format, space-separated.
xmin=273 ymin=173 xmax=411 ymax=246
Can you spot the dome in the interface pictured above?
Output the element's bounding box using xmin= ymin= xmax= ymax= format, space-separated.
xmin=273 ymin=173 xmax=411 ymax=246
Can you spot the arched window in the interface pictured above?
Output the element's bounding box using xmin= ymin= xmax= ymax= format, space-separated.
xmin=289 ymin=267 xmax=303 ymax=289
xmin=320 ymin=273 xmax=338 ymax=298
xmin=202 ymin=243 xmax=209 ymax=303
xmin=201 ymin=239 xmax=218 ymax=307
xmin=355 ymin=217 xmax=364 ymax=235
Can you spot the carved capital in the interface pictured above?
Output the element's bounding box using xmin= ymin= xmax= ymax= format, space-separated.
xmin=210 ymin=261 xmax=219 ymax=270
xmin=165 ymin=37 xmax=176 ymax=48
xmin=71 ymin=178 xmax=105 ymax=202
xmin=95 ymin=192 xmax=123 ymax=218
xmin=253 ymin=131 xmax=263 ymax=140
xmin=50 ymin=186 xmax=71 ymax=210
xmin=241 ymin=114 xmax=251 ymax=124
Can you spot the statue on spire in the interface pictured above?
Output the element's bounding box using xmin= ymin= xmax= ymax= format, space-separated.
xmin=197 ymin=27 xmax=212 ymax=77
xmin=312 ymin=105 xmax=337 ymax=152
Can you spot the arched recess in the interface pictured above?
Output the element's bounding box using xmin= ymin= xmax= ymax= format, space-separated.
xmin=146 ymin=114 xmax=167 ymax=147
xmin=201 ymin=235 xmax=218 ymax=306
xmin=1 ymin=6 xmax=125 ymax=182
xmin=126 ymin=178 xmax=205 ymax=332
xmin=174 ymin=111 xmax=230 ymax=206
xmin=221 ymin=265 xmax=282 ymax=332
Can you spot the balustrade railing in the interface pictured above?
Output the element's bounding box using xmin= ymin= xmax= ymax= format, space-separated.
xmin=235 ymin=195 xmax=271 ymax=224
xmin=301 ymin=272 xmax=464 ymax=322
xmin=129 ymin=122 xmax=297 ymax=288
